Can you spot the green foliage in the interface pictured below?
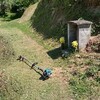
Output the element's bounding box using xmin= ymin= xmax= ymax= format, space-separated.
xmin=0 ymin=0 xmax=39 ymax=19
xmin=69 ymin=65 xmax=100 ymax=100
xmin=0 ymin=0 xmax=6 ymax=15
xmin=1 ymin=15 xmax=100 ymax=99
xmin=69 ymin=77 xmax=91 ymax=100
xmin=85 ymin=66 xmax=99 ymax=77
xmin=31 ymin=0 xmax=100 ymax=42
xmin=95 ymin=76 xmax=100 ymax=83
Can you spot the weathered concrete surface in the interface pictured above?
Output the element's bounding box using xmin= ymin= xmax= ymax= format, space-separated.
xmin=78 ymin=24 xmax=92 ymax=50
xmin=68 ymin=20 xmax=92 ymax=50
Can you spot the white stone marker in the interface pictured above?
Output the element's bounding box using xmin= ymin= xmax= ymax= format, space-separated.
xmin=67 ymin=19 xmax=92 ymax=50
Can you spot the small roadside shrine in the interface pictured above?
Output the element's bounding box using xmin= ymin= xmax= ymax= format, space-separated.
xmin=67 ymin=19 xmax=92 ymax=51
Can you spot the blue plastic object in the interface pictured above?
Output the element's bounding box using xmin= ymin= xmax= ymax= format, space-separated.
xmin=17 ymin=56 xmax=52 ymax=78
xmin=43 ymin=68 xmax=52 ymax=78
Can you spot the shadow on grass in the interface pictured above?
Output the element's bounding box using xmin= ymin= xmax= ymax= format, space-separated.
xmin=33 ymin=68 xmax=46 ymax=81
xmin=31 ymin=0 xmax=100 ymax=41
xmin=47 ymin=47 xmax=61 ymax=59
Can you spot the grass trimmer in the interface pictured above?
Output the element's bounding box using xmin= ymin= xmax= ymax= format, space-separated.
xmin=17 ymin=55 xmax=52 ymax=79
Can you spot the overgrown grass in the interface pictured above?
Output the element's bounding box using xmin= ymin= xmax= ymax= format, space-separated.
xmin=68 ymin=54 xmax=100 ymax=100
xmin=69 ymin=65 xmax=100 ymax=100
xmin=0 ymin=35 xmax=15 ymax=66
xmin=0 ymin=1 xmax=100 ymax=100
xmin=0 ymin=18 xmax=100 ymax=100
xmin=69 ymin=76 xmax=100 ymax=100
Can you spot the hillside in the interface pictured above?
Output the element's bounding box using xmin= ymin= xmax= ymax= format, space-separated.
xmin=31 ymin=0 xmax=100 ymax=41
xmin=0 ymin=0 xmax=100 ymax=100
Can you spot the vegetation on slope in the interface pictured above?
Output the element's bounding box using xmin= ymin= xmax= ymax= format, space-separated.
xmin=1 ymin=18 xmax=100 ymax=100
xmin=0 ymin=0 xmax=100 ymax=100
xmin=0 ymin=20 xmax=73 ymax=100
xmin=31 ymin=0 xmax=100 ymax=41
xmin=0 ymin=0 xmax=39 ymax=19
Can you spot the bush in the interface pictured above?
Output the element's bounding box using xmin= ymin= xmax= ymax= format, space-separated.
xmin=0 ymin=0 xmax=39 ymax=19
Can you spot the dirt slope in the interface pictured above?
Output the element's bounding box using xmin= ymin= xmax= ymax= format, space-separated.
xmin=18 ymin=2 xmax=39 ymax=23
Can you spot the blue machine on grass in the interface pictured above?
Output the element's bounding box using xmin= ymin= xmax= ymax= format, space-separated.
xmin=17 ymin=56 xmax=52 ymax=79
